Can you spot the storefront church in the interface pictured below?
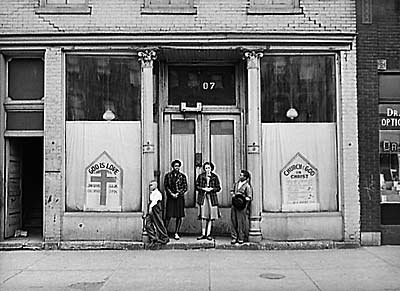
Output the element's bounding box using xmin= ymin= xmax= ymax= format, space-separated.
xmin=0 ymin=0 xmax=359 ymax=245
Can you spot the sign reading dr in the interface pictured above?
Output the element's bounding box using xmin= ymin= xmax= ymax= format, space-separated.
xmin=280 ymin=152 xmax=320 ymax=212
xmin=85 ymin=151 xmax=123 ymax=211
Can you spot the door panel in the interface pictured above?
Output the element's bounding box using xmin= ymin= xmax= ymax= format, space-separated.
xmin=209 ymin=120 xmax=235 ymax=207
xmin=5 ymin=140 xmax=22 ymax=238
xmin=171 ymin=120 xmax=196 ymax=207
xmin=167 ymin=114 xmax=240 ymax=208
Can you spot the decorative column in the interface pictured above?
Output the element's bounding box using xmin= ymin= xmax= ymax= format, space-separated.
xmin=244 ymin=51 xmax=263 ymax=242
xmin=138 ymin=50 xmax=157 ymax=242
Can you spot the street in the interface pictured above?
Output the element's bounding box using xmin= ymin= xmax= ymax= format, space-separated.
xmin=1 ymin=246 xmax=400 ymax=291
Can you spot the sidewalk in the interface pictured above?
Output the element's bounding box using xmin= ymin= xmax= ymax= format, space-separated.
xmin=1 ymin=246 xmax=400 ymax=290
xmin=0 ymin=235 xmax=360 ymax=251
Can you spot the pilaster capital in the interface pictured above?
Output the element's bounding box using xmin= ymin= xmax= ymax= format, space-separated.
xmin=138 ymin=50 xmax=157 ymax=68
xmin=244 ymin=51 xmax=263 ymax=69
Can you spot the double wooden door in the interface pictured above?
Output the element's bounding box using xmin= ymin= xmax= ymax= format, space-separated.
xmin=163 ymin=113 xmax=242 ymax=233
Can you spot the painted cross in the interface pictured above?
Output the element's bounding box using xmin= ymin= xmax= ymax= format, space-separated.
xmin=90 ymin=169 xmax=117 ymax=205
xmin=85 ymin=151 xmax=123 ymax=211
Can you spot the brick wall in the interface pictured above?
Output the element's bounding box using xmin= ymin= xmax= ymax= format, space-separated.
xmin=0 ymin=0 xmax=356 ymax=34
xmin=357 ymin=0 xmax=400 ymax=235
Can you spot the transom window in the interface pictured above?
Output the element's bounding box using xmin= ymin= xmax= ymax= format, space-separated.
xmin=168 ymin=65 xmax=236 ymax=106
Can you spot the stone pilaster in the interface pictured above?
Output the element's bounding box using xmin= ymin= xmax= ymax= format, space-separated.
xmin=44 ymin=47 xmax=63 ymax=246
xmin=244 ymin=51 xmax=263 ymax=242
xmin=138 ymin=50 xmax=157 ymax=242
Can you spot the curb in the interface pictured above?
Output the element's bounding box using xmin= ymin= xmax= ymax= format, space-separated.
xmin=0 ymin=238 xmax=360 ymax=251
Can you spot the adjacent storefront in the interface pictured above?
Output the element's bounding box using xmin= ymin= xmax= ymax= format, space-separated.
xmin=379 ymin=73 xmax=400 ymax=242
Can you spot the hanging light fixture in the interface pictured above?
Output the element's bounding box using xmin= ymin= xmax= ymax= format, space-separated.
xmin=286 ymin=107 xmax=298 ymax=120
xmin=103 ymin=108 xmax=115 ymax=121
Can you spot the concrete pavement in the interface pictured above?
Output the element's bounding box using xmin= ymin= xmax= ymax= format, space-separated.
xmin=1 ymin=246 xmax=400 ymax=291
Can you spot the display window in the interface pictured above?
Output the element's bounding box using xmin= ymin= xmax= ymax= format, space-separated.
xmin=65 ymin=55 xmax=142 ymax=212
xmin=260 ymin=55 xmax=338 ymax=212
xmin=379 ymin=105 xmax=400 ymax=204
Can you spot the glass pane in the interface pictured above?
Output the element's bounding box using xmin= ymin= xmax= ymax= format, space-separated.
xmin=171 ymin=120 xmax=195 ymax=134
xmin=261 ymin=55 xmax=336 ymax=123
xmin=210 ymin=120 xmax=233 ymax=135
xmin=380 ymin=130 xmax=400 ymax=203
xmin=168 ymin=66 xmax=235 ymax=106
xmin=66 ymin=55 xmax=140 ymax=121
xmin=7 ymin=112 xmax=43 ymax=130
xmin=8 ymin=58 xmax=44 ymax=100
xmin=379 ymin=74 xmax=400 ymax=99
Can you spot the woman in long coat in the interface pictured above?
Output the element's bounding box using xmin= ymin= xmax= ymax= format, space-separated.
xmin=164 ymin=159 xmax=188 ymax=240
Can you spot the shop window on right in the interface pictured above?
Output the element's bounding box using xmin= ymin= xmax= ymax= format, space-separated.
xmin=260 ymin=55 xmax=337 ymax=212
xmin=379 ymin=73 xmax=400 ymax=210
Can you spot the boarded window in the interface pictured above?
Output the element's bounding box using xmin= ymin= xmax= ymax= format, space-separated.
xmin=248 ymin=0 xmax=301 ymax=14
xmin=168 ymin=66 xmax=236 ymax=106
xmin=379 ymin=74 xmax=400 ymax=100
xmin=8 ymin=58 xmax=44 ymax=100
xmin=45 ymin=0 xmax=86 ymax=5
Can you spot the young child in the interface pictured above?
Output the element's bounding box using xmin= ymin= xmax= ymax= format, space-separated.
xmin=145 ymin=180 xmax=169 ymax=247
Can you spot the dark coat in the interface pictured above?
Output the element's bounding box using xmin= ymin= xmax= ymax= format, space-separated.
xmin=196 ymin=172 xmax=221 ymax=206
xmin=164 ymin=171 xmax=188 ymax=198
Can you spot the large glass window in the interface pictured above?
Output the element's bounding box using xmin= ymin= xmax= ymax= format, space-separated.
xmin=65 ymin=55 xmax=142 ymax=212
xmin=66 ymin=55 xmax=140 ymax=121
xmin=261 ymin=55 xmax=336 ymax=123
xmin=261 ymin=55 xmax=338 ymax=212
xmin=168 ymin=65 xmax=236 ymax=106
xmin=379 ymin=101 xmax=400 ymax=205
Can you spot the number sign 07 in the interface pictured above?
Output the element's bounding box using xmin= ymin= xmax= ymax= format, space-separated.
xmin=202 ymin=82 xmax=215 ymax=90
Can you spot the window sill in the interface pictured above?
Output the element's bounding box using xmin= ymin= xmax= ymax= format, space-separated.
xmin=247 ymin=6 xmax=302 ymax=15
xmin=35 ymin=5 xmax=91 ymax=15
xmin=4 ymin=98 xmax=44 ymax=111
xmin=141 ymin=6 xmax=197 ymax=15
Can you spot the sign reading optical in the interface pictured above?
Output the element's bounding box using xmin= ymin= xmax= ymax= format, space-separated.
xmin=380 ymin=104 xmax=400 ymax=129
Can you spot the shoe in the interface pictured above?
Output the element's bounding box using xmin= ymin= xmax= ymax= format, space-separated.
xmin=197 ymin=235 xmax=206 ymax=240
xmin=174 ymin=233 xmax=180 ymax=240
xmin=206 ymin=236 xmax=213 ymax=241
xmin=238 ymin=240 xmax=244 ymax=244
xmin=231 ymin=239 xmax=237 ymax=245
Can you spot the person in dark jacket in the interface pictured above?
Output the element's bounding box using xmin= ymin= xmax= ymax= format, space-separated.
xmin=196 ymin=162 xmax=221 ymax=241
xmin=164 ymin=159 xmax=188 ymax=240
xmin=230 ymin=170 xmax=253 ymax=244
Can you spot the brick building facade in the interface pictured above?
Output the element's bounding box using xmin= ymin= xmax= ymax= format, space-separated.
xmin=0 ymin=0 xmax=359 ymax=246
xmin=357 ymin=0 xmax=400 ymax=245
